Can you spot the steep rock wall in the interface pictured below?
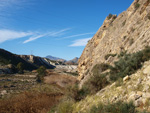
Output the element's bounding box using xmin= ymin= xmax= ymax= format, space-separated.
xmin=78 ymin=0 xmax=150 ymax=86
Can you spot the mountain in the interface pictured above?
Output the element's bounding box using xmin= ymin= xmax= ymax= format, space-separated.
xmin=78 ymin=0 xmax=150 ymax=85
xmin=0 ymin=49 xmax=37 ymax=71
xmin=73 ymin=0 xmax=150 ymax=112
xmin=46 ymin=55 xmax=79 ymax=65
xmin=46 ymin=55 xmax=66 ymax=62
xmin=66 ymin=57 xmax=79 ymax=65
xmin=0 ymin=48 xmax=55 ymax=71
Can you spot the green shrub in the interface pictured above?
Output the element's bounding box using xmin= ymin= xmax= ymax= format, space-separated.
xmin=115 ymin=78 xmax=123 ymax=87
xmin=90 ymin=101 xmax=136 ymax=113
xmin=92 ymin=63 xmax=110 ymax=74
xmin=109 ymin=46 xmax=150 ymax=81
xmin=67 ymin=84 xmax=89 ymax=101
xmin=82 ymin=63 xmax=110 ymax=94
xmin=105 ymin=54 xmax=117 ymax=60
xmin=107 ymin=14 xmax=113 ymax=19
xmin=86 ymin=73 xmax=109 ymax=94
xmin=134 ymin=3 xmax=140 ymax=10
xmin=56 ymin=99 xmax=74 ymax=113
xmin=17 ymin=62 xmax=24 ymax=74
xmin=36 ymin=66 xmax=46 ymax=83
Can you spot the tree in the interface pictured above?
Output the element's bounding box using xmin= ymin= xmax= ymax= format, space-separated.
xmin=17 ymin=62 xmax=24 ymax=74
xmin=36 ymin=66 xmax=46 ymax=83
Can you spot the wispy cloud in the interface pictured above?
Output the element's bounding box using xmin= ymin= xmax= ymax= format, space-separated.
xmin=23 ymin=34 xmax=47 ymax=44
xmin=0 ymin=29 xmax=32 ymax=43
xmin=0 ymin=28 xmax=70 ymax=44
xmin=23 ymin=28 xmax=70 ymax=43
xmin=58 ymin=32 xmax=95 ymax=40
xmin=69 ymin=37 xmax=91 ymax=47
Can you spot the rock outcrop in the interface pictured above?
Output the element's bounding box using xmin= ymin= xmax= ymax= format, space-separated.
xmin=74 ymin=60 xmax=150 ymax=112
xmin=78 ymin=0 xmax=150 ymax=85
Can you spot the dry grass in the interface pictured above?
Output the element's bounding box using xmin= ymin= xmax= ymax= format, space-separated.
xmin=0 ymin=92 xmax=63 ymax=113
xmin=44 ymin=71 xmax=78 ymax=88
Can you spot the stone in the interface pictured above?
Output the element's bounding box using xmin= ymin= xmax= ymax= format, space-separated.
xmin=143 ymin=65 xmax=150 ymax=75
xmin=128 ymin=91 xmax=136 ymax=100
xmin=143 ymin=85 xmax=150 ymax=92
xmin=137 ymin=78 xmax=142 ymax=85
xmin=1 ymin=90 xmax=7 ymax=96
xmin=143 ymin=93 xmax=150 ymax=98
xmin=123 ymin=75 xmax=130 ymax=82
xmin=134 ymin=99 xmax=143 ymax=107
xmin=134 ymin=91 xmax=143 ymax=100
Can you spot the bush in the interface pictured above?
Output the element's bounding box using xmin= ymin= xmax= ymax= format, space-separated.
xmin=109 ymin=46 xmax=150 ymax=81
xmin=105 ymin=54 xmax=117 ymax=60
xmin=107 ymin=14 xmax=113 ymax=19
xmin=115 ymin=78 xmax=123 ymax=87
xmin=36 ymin=66 xmax=46 ymax=83
xmin=134 ymin=3 xmax=140 ymax=10
xmin=17 ymin=62 xmax=24 ymax=74
xmin=82 ymin=63 xmax=110 ymax=94
xmin=67 ymin=84 xmax=89 ymax=101
xmin=90 ymin=101 xmax=136 ymax=113
xmin=56 ymin=99 xmax=74 ymax=113
xmin=92 ymin=63 xmax=110 ymax=74
xmin=85 ymin=73 xmax=109 ymax=94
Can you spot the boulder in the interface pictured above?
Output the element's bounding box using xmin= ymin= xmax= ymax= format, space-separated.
xmin=123 ymin=75 xmax=130 ymax=82
xmin=143 ymin=65 xmax=150 ymax=75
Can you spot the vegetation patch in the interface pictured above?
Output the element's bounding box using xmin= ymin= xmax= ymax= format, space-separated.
xmin=107 ymin=14 xmax=113 ymax=20
xmin=109 ymin=46 xmax=150 ymax=81
xmin=84 ymin=73 xmax=109 ymax=95
xmin=36 ymin=66 xmax=46 ymax=83
xmin=105 ymin=53 xmax=117 ymax=60
xmin=134 ymin=3 xmax=140 ymax=10
xmin=67 ymin=84 xmax=89 ymax=101
xmin=122 ymin=20 xmax=126 ymax=26
xmin=90 ymin=101 xmax=137 ymax=113
xmin=0 ymin=91 xmax=62 ymax=113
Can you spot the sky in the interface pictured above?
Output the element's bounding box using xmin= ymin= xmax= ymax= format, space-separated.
xmin=0 ymin=0 xmax=134 ymax=60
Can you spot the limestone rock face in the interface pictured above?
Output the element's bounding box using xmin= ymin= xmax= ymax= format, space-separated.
xmin=78 ymin=0 xmax=150 ymax=86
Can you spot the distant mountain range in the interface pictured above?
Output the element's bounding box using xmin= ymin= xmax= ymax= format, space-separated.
xmin=46 ymin=55 xmax=66 ymax=62
xmin=46 ymin=55 xmax=79 ymax=65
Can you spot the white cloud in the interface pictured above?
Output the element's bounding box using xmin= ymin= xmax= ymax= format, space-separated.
xmin=49 ymin=28 xmax=71 ymax=37
xmin=59 ymin=32 xmax=95 ymax=40
xmin=69 ymin=37 xmax=91 ymax=47
xmin=0 ymin=28 xmax=70 ymax=44
xmin=23 ymin=34 xmax=47 ymax=44
xmin=0 ymin=29 xmax=33 ymax=43
xmin=23 ymin=28 xmax=70 ymax=43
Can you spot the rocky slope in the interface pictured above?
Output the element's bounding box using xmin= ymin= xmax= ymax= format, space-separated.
xmin=74 ymin=60 xmax=150 ymax=112
xmin=78 ymin=0 xmax=150 ymax=85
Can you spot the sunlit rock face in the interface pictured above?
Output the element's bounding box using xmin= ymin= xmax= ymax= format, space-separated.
xmin=78 ymin=0 xmax=150 ymax=86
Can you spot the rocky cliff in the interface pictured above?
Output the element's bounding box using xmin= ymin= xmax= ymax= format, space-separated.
xmin=78 ymin=0 xmax=150 ymax=85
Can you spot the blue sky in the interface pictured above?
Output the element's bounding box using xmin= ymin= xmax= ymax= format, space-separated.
xmin=0 ymin=0 xmax=133 ymax=60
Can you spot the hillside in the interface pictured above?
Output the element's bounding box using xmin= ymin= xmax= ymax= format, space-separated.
xmin=46 ymin=55 xmax=66 ymax=62
xmin=78 ymin=0 xmax=150 ymax=86
xmin=0 ymin=49 xmax=37 ymax=71
xmin=0 ymin=48 xmax=55 ymax=73
xmin=66 ymin=57 xmax=79 ymax=65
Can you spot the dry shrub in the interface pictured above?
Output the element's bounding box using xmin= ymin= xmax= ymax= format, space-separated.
xmin=0 ymin=92 xmax=63 ymax=113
